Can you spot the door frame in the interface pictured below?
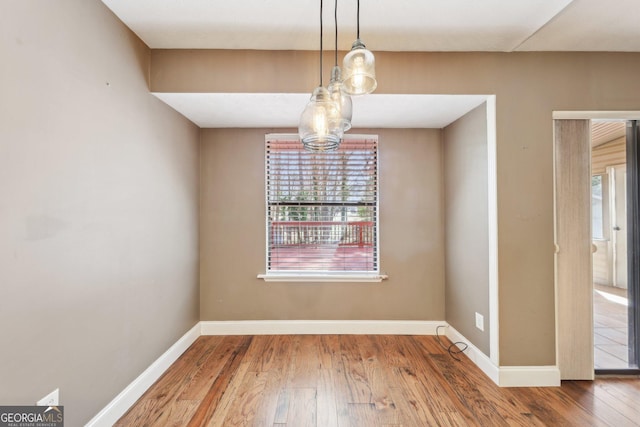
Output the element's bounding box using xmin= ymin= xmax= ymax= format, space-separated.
xmin=626 ymin=120 xmax=640 ymax=372
xmin=553 ymin=118 xmax=593 ymax=380
xmin=607 ymin=163 xmax=628 ymax=289
xmin=553 ymin=111 xmax=640 ymax=377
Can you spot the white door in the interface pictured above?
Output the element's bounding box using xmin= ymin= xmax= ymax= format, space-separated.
xmin=609 ymin=164 xmax=628 ymax=289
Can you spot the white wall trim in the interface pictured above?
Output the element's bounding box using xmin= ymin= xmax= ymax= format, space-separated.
xmin=498 ymin=366 xmax=561 ymax=387
xmin=446 ymin=324 xmax=560 ymax=387
xmin=552 ymin=111 xmax=640 ymax=120
xmin=486 ymin=95 xmax=500 ymax=366
xmin=85 ymin=322 xmax=201 ymax=427
xmin=200 ymin=320 xmax=445 ymax=336
xmin=256 ymin=273 xmax=388 ymax=282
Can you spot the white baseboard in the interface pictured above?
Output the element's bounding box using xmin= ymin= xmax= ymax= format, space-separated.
xmin=445 ymin=325 xmax=560 ymax=387
xmin=85 ymin=322 xmax=201 ymax=427
xmin=200 ymin=320 xmax=446 ymax=336
xmin=498 ymin=366 xmax=561 ymax=387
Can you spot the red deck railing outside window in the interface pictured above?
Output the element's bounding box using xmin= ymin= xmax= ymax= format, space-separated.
xmin=270 ymin=220 xmax=374 ymax=248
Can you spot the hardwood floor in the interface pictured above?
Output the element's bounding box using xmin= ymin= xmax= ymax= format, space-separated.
xmin=116 ymin=335 xmax=640 ymax=426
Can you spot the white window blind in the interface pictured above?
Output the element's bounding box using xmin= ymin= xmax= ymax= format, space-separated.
xmin=266 ymin=135 xmax=379 ymax=273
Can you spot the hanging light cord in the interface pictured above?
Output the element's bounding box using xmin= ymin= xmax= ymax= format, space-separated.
xmin=356 ymin=0 xmax=360 ymax=39
xmin=334 ymin=0 xmax=338 ymax=66
xmin=320 ymin=0 xmax=324 ymax=86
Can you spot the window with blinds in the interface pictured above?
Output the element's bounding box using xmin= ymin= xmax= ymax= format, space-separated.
xmin=265 ymin=135 xmax=379 ymax=274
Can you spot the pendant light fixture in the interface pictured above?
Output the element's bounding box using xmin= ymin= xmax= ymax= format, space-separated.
xmin=327 ymin=0 xmax=352 ymax=132
xmin=342 ymin=0 xmax=377 ymax=96
xmin=299 ymin=0 xmax=343 ymax=152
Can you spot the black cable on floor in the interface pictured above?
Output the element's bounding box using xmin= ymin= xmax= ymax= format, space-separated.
xmin=436 ymin=325 xmax=469 ymax=362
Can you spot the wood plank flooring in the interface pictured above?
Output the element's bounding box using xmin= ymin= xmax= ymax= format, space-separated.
xmin=116 ymin=335 xmax=640 ymax=426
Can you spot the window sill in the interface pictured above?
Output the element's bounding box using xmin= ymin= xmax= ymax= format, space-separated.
xmin=257 ymin=273 xmax=388 ymax=283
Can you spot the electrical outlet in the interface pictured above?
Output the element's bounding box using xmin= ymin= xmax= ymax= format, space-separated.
xmin=37 ymin=389 xmax=59 ymax=406
xmin=475 ymin=312 xmax=484 ymax=331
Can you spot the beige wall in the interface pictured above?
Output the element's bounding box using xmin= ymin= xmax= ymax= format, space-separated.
xmin=443 ymin=103 xmax=491 ymax=356
xmin=200 ymin=128 xmax=444 ymax=320
xmin=0 ymin=1 xmax=200 ymax=425
xmin=154 ymin=49 xmax=640 ymax=366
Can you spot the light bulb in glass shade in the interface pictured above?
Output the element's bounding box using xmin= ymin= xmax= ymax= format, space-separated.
xmin=342 ymin=39 xmax=377 ymax=96
xmin=298 ymin=86 xmax=343 ymax=152
xmin=327 ymin=66 xmax=353 ymax=132
xmin=351 ymin=57 xmax=365 ymax=89
xmin=313 ymin=107 xmax=328 ymax=137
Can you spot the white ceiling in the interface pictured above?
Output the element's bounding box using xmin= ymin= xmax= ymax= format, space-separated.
xmin=153 ymin=93 xmax=489 ymax=128
xmin=102 ymin=0 xmax=640 ymax=52
xmin=102 ymin=0 xmax=640 ymax=128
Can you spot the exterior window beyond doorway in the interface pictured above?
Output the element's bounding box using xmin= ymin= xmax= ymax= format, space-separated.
xmin=592 ymin=174 xmax=604 ymax=239
xmin=265 ymin=135 xmax=379 ymax=275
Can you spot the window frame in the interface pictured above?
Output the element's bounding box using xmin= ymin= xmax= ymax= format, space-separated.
xmin=258 ymin=133 xmax=386 ymax=283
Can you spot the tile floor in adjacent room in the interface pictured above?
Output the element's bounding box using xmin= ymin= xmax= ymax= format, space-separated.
xmin=594 ymin=284 xmax=631 ymax=370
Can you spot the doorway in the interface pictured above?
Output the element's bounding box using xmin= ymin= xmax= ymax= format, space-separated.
xmin=591 ymin=121 xmax=631 ymax=371
xmin=554 ymin=114 xmax=640 ymax=379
